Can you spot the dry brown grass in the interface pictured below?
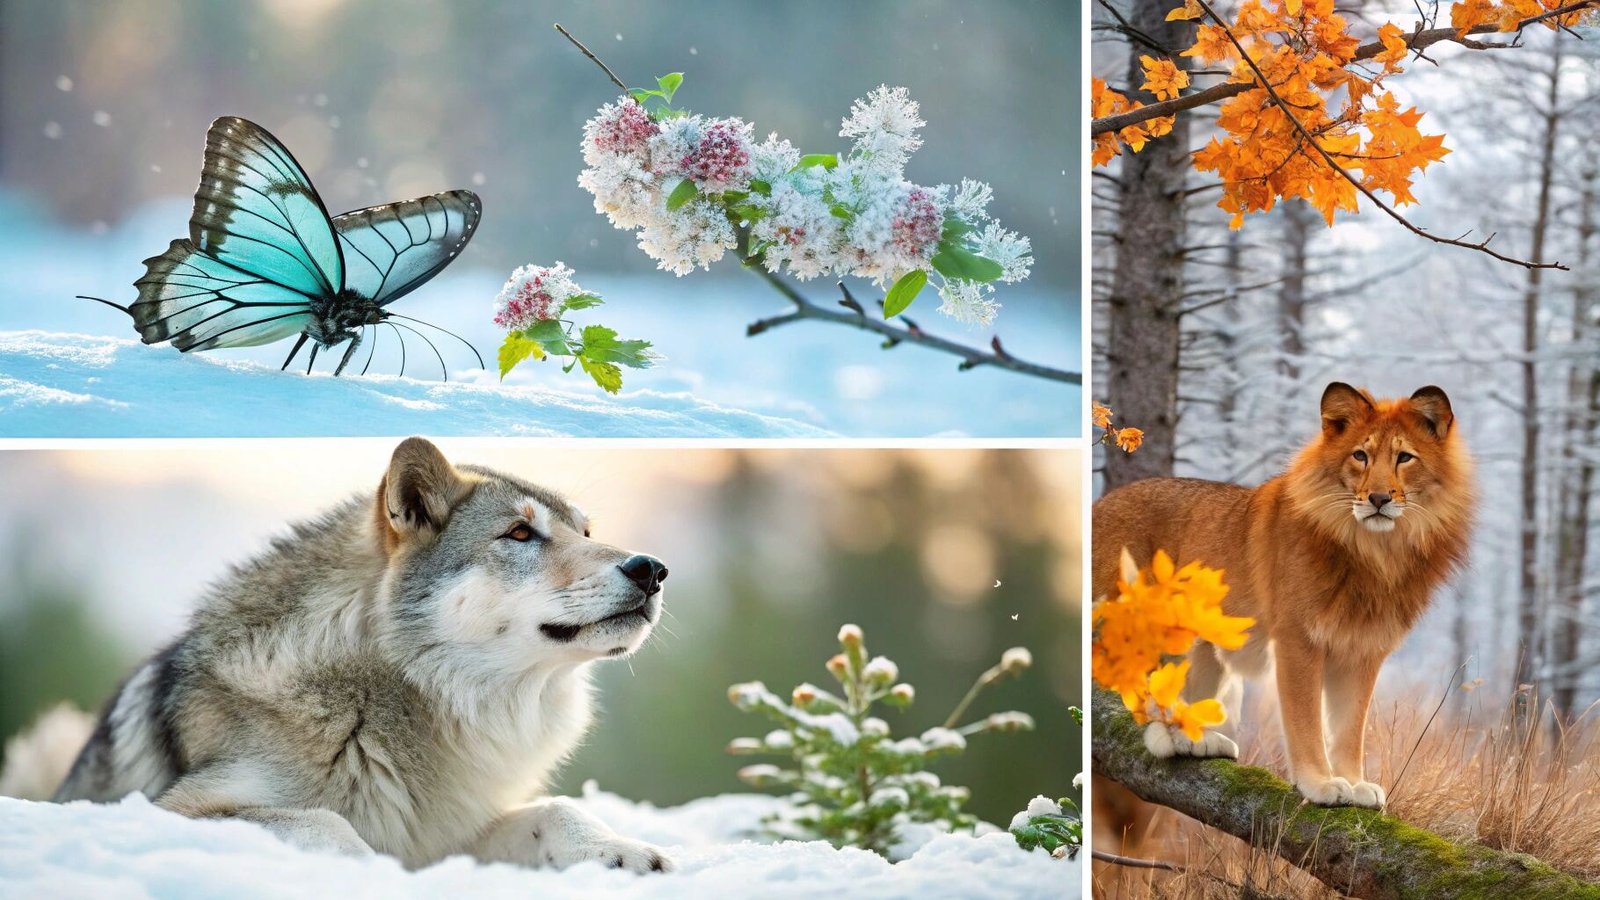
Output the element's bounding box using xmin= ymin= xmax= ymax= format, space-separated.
xmin=1092 ymin=682 xmax=1600 ymax=899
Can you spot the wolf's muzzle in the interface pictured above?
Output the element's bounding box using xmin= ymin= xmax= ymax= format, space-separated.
xmin=619 ymin=555 xmax=668 ymax=596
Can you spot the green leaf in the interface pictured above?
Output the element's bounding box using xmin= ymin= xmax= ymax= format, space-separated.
xmin=749 ymin=179 xmax=772 ymax=196
xmin=731 ymin=204 xmax=768 ymax=223
xmin=795 ymin=153 xmax=838 ymax=171
xmin=883 ymin=270 xmax=927 ymax=319
xmin=629 ymin=88 xmax=664 ymax=104
xmin=559 ymin=293 xmax=604 ymax=312
xmin=656 ymin=72 xmax=683 ymax=102
xmin=830 ymin=203 xmax=853 ymax=220
xmin=581 ymin=323 xmax=657 ymax=369
xmin=941 ymin=216 xmax=974 ymax=242
xmin=578 ymin=354 xmax=623 ymax=394
xmin=497 ymin=332 xmax=543 ymax=380
xmin=931 ymin=244 xmax=1004 ymax=283
xmin=522 ymin=319 xmax=566 ymax=342
xmin=667 ymin=178 xmax=699 ymax=211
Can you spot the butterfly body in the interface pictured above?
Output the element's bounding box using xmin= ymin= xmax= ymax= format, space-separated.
xmin=90 ymin=116 xmax=483 ymax=377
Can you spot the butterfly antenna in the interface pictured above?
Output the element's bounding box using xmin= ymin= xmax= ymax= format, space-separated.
xmin=385 ymin=321 xmax=408 ymax=378
xmin=360 ymin=325 xmax=380 ymax=377
xmin=389 ymin=321 xmax=448 ymax=382
xmin=386 ymin=313 xmax=486 ymax=370
xmin=76 ymin=295 xmax=130 ymax=314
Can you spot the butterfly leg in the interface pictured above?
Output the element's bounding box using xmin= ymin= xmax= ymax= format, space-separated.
xmin=280 ymin=334 xmax=310 ymax=371
xmin=333 ymin=332 xmax=363 ymax=377
xmin=306 ymin=343 xmax=320 ymax=375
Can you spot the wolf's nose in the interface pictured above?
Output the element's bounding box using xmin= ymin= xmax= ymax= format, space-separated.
xmin=620 ymin=555 xmax=668 ymax=595
xmin=1369 ymin=493 xmax=1392 ymax=510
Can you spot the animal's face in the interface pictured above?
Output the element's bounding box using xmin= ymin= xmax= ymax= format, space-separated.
xmin=379 ymin=440 xmax=665 ymax=676
xmin=1312 ymin=383 xmax=1463 ymax=535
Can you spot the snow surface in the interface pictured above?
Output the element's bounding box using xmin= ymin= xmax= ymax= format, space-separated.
xmin=0 ymin=331 xmax=831 ymax=438
xmin=0 ymin=785 xmax=1077 ymax=899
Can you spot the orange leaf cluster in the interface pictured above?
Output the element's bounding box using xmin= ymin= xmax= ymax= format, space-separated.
xmin=1091 ymin=79 xmax=1174 ymax=167
xmin=1092 ymin=550 xmax=1255 ymax=740
xmin=1097 ymin=0 xmax=1480 ymax=229
xmin=1092 ymin=402 xmax=1145 ymax=453
xmin=1452 ymin=0 xmax=1593 ymax=36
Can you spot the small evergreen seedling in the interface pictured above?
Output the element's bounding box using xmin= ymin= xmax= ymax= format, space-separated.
xmin=1009 ymin=707 xmax=1083 ymax=860
xmin=727 ymin=624 xmax=1035 ymax=856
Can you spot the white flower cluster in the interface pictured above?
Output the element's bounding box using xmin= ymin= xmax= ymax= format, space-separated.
xmin=577 ymin=86 xmax=1031 ymax=326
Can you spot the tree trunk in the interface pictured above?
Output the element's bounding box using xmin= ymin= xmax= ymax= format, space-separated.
xmin=1514 ymin=38 xmax=1564 ymax=708
xmin=1102 ymin=0 xmax=1195 ymax=489
xmin=1090 ymin=690 xmax=1600 ymax=899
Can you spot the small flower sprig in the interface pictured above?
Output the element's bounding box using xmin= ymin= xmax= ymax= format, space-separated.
xmin=727 ymin=624 xmax=1035 ymax=857
xmin=578 ymin=74 xmax=1031 ymax=327
xmin=494 ymin=262 xmax=658 ymax=394
xmin=1093 ymin=402 xmax=1144 ymax=453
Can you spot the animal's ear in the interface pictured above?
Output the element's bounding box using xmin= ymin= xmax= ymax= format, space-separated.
xmin=377 ymin=437 xmax=471 ymax=546
xmin=1409 ymin=385 xmax=1454 ymax=438
xmin=1320 ymin=382 xmax=1375 ymax=437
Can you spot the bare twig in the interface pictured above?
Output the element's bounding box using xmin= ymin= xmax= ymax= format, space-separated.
xmin=1191 ymin=0 xmax=1568 ymax=271
xmin=555 ymin=24 xmax=1082 ymax=387
xmin=1090 ymin=0 xmax=1600 ymax=135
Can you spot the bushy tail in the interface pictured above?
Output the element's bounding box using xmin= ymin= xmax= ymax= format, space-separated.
xmin=0 ymin=704 xmax=94 ymax=800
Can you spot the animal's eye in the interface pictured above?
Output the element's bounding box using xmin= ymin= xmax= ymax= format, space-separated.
xmin=502 ymin=523 xmax=536 ymax=542
xmin=1397 ymin=451 xmax=1415 ymax=464
xmin=1353 ymin=450 xmax=1368 ymax=464
xmin=583 ymin=527 xmax=592 ymax=538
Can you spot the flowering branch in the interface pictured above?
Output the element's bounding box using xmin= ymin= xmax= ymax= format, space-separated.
xmin=554 ymin=23 xmax=1080 ymax=389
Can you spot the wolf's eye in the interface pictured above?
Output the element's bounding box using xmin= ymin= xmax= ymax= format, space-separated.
xmin=1353 ymin=450 xmax=1368 ymax=464
xmin=502 ymin=523 xmax=536 ymax=542
xmin=1397 ymin=451 xmax=1415 ymax=464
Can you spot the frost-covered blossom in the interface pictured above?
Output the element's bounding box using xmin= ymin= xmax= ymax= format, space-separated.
xmin=920 ymin=727 xmax=967 ymax=753
xmin=1008 ymin=795 xmax=1065 ymax=832
xmin=728 ymin=737 xmax=762 ymax=753
xmin=583 ymin=98 xmax=657 ymax=161
xmin=975 ymin=222 xmax=1033 ymax=283
xmin=750 ymin=133 xmax=800 ymax=181
xmin=840 ymin=85 xmax=925 ymax=176
xmin=493 ymin=262 xmax=584 ymax=331
xmin=945 ymin=178 xmax=994 ymax=220
xmin=635 ymin=198 xmax=737 ymax=275
xmin=891 ymin=683 xmax=915 ymax=703
xmin=937 ymin=280 xmax=1001 ymax=328
xmin=890 ymin=188 xmax=943 ymax=265
xmin=681 ymin=117 xmax=754 ymax=192
xmin=862 ymin=717 xmax=890 ymax=738
xmin=792 ymin=683 xmax=819 ymax=705
xmin=1000 ymin=646 xmax=1033 ymax=676
xmin=982 ymin=711 xmax=1036 ymax=732
xmin=1072 ymin=772 xmax=1085 ymax=790
xmin=763 ymin=729 xmax=794 ymax=750
xmin=837 ymin=624 xmax=864 ymax=646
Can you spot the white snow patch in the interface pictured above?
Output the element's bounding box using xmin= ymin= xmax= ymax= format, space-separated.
xmin=0 ymin=785 xmax=1076 ymax=899
xmin=0 ymin=332 xmax=831 ymax=439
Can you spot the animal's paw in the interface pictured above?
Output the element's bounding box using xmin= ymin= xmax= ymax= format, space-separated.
xmin=551 ymin=833 xmax=674 ymax=874
xmin=1295 ymin=775 xmax=1385 ymax=809
xmin=1143 ymin=722 xmax=1239 ymax=760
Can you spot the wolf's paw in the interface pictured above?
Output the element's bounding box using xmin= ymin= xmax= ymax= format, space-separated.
xmin=1295 ymin=775 xmax=1385 ymax=809
xmin=1143 ymin=722 xmax=1239 ymax=760
xmin=552 ymin=834 xmax=674 ymax=874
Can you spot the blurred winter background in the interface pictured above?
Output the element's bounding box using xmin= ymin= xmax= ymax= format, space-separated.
xmin=0 ymin=444 xmax=1082 ymax=827
xmin=0 ymin=0 xmax=1081 ymax=437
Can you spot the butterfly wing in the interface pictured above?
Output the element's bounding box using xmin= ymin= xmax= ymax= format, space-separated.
xmin=128 ymin=239 xmax=314 ymax=351
xmin=333 ymin=190 xmax=481 ymax=306
xmin=189 ymin=116 xmax=343 ymax=297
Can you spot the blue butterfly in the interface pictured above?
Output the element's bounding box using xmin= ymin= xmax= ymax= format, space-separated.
xmin=83 ymin=116 xmax=484 ymax=377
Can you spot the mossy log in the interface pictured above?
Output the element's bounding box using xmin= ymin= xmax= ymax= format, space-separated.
xmin=1091 ymin=689 xmax=1600 ymax=899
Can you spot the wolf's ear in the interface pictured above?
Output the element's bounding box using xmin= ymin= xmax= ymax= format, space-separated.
xmin=377 ymin=437 xmax=471 ymax=546
xmin=1320 ymin=382 xmax=1375 ymax=437
xmin=1409 ymin=385 xmax=1454 ymax=438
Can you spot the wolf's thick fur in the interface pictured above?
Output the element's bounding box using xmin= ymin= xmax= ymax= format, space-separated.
xmin=1092 ymin=384 xmax=1473 ymax=856
xmin=10 ymin=438 xmax=674 ymax=872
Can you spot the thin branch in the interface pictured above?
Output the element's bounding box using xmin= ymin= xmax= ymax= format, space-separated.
xmin=1192 ymin=0 xmax=1568 ymax=271
xmin=745 ymin=272 xmax=1082 ymax=385
xmin=1090 ymin=0 xmax=1600 ymax=135
xmin=553 ymin=23 xmax=627 ymax=92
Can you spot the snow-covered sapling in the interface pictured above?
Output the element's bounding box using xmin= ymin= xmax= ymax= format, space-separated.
xmin=577 ymin=75 xmax=1032 ymax=327
xmin=727 ymin=624 xmax=1036 ymax=856
xmin=493 ymin=262 xmax=657 ymax=393
xmin=1008 ymin=707 xmax=1083 ymax=860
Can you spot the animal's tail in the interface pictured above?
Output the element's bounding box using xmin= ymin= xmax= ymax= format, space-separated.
xmin=0 ymin=703 xmax=95 ymax=800
xmin=76 ymin=295 xmax=131 ymax=314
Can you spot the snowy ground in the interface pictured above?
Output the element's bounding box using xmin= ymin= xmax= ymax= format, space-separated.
xmin=0 ymin=192 xmax=1080 ymax=438
xmin=0 ymin=785 xmax=1076 ymax=899
xmin=0 ymin=331 xmax=831 ymax=438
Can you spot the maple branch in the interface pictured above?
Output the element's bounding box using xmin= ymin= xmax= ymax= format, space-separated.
xmin=1091 ymin=0 xmax=1600 ymax=135
xmin=744 ymin=270 xmax=1082 ymax=385
xmin=1191 ymin=0 xmax=1568 ymax=271
xmin=555 ymin=24 xmax=1082 ymax=387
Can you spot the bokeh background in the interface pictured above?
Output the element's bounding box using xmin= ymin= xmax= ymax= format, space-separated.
xmin=0 ymin=0 xmax=1081 ymax=436
xmin=0 ymin=443 xmax=1082 ymax=825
